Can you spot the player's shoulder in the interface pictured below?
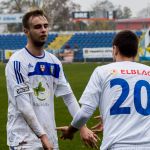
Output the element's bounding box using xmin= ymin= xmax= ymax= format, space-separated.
xmin=9 ymin=48 xmax=26 ymax=62
xmin=44 ymin=50 xmax=61 ymax=64
xmin=95 ymin=62 xmax=117 ymax=72
xmin=5 ymin=48 xmax=27 ymax=72
xmin=97 ymin=61 xmax=150 ymax=69
xmin=93 ymin=61 xmax=136 ymax=74
xmin=134 ymin=62 xmax=150 ymax=69
xmin=121 ymin=61 xmax=150 ymax=70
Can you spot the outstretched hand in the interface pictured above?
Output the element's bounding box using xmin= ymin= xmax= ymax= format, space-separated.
xmin=80 ymin=126 xmax=100 ymax=150
xmin=57 ymin=125 xmax=100 ymax=149
xmin=91 ymin=116 xmax=103 ymax=133
xmin=56 ymin=126 xmax=76 ymax=140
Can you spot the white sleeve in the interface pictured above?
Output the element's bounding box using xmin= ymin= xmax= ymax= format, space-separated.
xmin=55 ymin=63 xmax=72 ymax=97
xmin=5 ymin=60 xmax=33 ymax=97
xmin=6 ymin=60 xmax=46 ymax=137
xmin=71 ymin=104 xmax=96 ymax=129
xmin=62 ymin=93 xmax=80 ymax=117
xmin=16 ymin=93 xmax=46 ymax=137
xmin=79 ymin=67 xmax=102 ymax=108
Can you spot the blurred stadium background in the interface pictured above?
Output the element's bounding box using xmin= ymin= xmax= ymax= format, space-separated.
xmin=1 ymin=0 xmax=150 ymax=149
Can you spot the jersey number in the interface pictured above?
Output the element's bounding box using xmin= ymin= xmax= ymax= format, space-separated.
xmin=110 ymin=78 xmax=150 ymax=116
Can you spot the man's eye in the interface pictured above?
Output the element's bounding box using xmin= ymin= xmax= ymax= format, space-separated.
xmin=34 ymin=25 xmax=42 ymax=29
xmin=44 ymin=24 xmax=48 ymax=28
xmin=33 ymin=24 xmax=48 ymax=29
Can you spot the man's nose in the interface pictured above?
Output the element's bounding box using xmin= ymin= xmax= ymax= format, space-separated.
xmin=41 ymin=26 xmax=47 ymax=32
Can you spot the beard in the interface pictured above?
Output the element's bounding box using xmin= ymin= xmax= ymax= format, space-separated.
xmin=30 ymin=33 xmax=47 ymax=47
xmin=32 ymin=40 xmax=45 ymax=47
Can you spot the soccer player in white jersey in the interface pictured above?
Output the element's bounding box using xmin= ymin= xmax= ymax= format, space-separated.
xmin=5 ymin=9 xmax=98 ymax=150
xmin=57 ymin=30 xmax=150 ymax=150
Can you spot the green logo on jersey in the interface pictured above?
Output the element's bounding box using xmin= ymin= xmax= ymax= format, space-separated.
xmin=33 ymin=82 xmax=46 ymax=101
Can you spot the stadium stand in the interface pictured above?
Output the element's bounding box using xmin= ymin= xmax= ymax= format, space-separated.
xmin=0 ymin=33 xmax=58 ymax=50
xmin=63 ymin=32 xmax=116 ymax=49
xmin=0 ymin=31 xmax=142 ymax=50
xmin=48 ymin=34 xmax=72 ymax=50
xmin=0 ymin=31 xmax=143 ymax=62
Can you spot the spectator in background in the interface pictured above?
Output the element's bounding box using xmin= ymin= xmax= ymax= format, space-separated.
xmin=59 ymin=43 xmax=74 ymax=62
xmin=64 ymin=43 xmax=71 ymax=50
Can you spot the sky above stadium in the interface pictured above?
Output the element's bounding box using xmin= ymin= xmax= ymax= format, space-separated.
xmin=72 ymin=0 xmax=150 ymax=17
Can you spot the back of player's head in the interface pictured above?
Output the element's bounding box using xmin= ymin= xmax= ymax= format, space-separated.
xmin=112 ymin=30 xmax=138 ymax=57
xmin=22 ymin=9 xmax=48 ymax=29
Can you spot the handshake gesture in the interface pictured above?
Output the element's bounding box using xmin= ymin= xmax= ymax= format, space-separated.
xmin=56 ymin=116 xmax=103 ymax=149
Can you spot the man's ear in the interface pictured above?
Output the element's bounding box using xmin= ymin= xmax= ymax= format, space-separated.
xmin=24 ymin=28 xmax=28 ymax=34
xmin=113 ymin=45 xmax=118 ymax=56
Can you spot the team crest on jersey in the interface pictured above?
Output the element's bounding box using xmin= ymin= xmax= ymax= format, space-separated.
xmin=40 ymin=65 xmax=45 ymax=72
xmin=50 ymin=65 xmax=54 ymax=75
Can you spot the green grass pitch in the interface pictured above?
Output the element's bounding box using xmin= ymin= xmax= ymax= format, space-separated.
xmin=0 ymin=62 xmax=103 ymax=150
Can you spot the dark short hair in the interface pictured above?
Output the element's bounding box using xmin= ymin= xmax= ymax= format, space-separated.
xmin=22 ymin=9 xmax=48 ymax=29
xmin=112 ymin=30 xmax=139 ymax=57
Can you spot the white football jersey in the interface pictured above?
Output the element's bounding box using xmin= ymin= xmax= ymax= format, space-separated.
xmin=79 ymin=61 xmax=150 ymax=150
xmin=5 ymin=48 xmax=72 ymax=148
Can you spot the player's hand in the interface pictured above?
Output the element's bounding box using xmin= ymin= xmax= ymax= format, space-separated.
xmin=91 ymin=116 xmax=103 ymax=133
xmin=56 ymin=126 xmax=75 ymax=140
xmin=80 ymin=126 xmax=100 ymax=150
xmin=40 ymin=134 xmax=53 ymax=150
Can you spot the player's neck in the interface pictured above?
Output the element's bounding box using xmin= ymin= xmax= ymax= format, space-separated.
xmin=26 ymin=43 xmax=44 ymax=57
xmin=116 ymin=56 xmax=135 ymax=62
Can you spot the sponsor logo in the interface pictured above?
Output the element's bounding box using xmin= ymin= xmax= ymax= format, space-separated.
xmin=111 ymin=69 xmax=118 ymax=75
xmin=33 ymin=82 xmax=47 ymax=101
xmin=111 ymin=69 xmax=150 ymax=76
xmin=33 ymin=102 xmax=49 ymax=106
xmin=50 ymin=65 xmax=54 ymax=75
xmin=16 ymin=86 xmax=30 ymax=94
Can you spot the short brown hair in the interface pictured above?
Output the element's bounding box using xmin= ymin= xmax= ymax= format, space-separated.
xmin=112 ymin=30 xmax=139 ymax=57
xmin=22 ymin=9 xmax=48 ymax=29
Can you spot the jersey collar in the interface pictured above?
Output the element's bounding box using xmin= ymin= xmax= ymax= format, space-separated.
xmin=25 ymin=47 xmax=45 ymax=59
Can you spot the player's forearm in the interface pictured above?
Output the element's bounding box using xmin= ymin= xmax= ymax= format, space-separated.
xmin=62 ymin=93 xmax=80 ymax=117
xmin=16 ymin=94 xmax=46 ymax=137
xmin=71 ymin=104 xmax=95 ymax=129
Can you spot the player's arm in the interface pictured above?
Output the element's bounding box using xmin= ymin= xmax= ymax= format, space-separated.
xmin=16 ymin=94 xmax=53 ymax=149
xmin=62 ymin=93 xmax=80 ymax=117
xmin=54 ymin=61 xmax=81 ymax=117
xmin=16 ymin=94 xmax=46 ymax=136
xmin=79 ymin=67 xmax=103 ymax=133
xmin=62 ymin=93 xmax=99 ymax=145
xmin=58 ymin=67 xmax=102 ymax=142
xmin=55 ymin=62 xmax=98 ymax=147
xmin=5 ymin=60 xmax=53 ymax=149
xmin=57 ymin=104 xmax=99 ymax=149
xmin=60 ymin=92 xmax=99 ymax=147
